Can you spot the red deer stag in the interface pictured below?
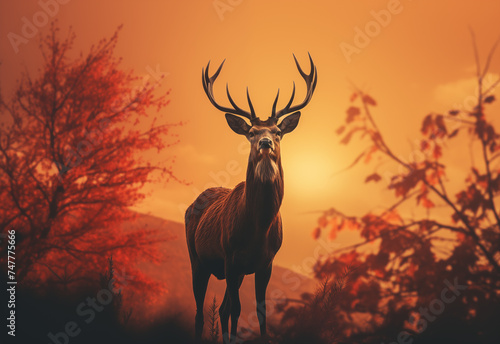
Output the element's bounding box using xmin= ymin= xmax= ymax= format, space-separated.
xmin=185 ymin=54 xmax=317 ymax=343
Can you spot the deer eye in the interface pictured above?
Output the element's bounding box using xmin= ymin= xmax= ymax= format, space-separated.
xmin=275 ymin=131 xmax=282 ymax=137
xmin=249 ymin=132 xmax=255 ymax=138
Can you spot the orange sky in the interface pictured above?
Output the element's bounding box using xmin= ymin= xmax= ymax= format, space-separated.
xmin=1 ymin=0 xmax=499 ymax=271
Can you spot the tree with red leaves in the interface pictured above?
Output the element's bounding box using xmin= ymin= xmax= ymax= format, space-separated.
xmin=0 ymin=24 xmax=178 ymax=299
xmin=308 ymin=40 xmax=500 ymax=343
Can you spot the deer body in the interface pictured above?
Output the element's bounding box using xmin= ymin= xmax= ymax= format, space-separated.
xmin=185 ymin=55 xmax=317 ymax=343
xmin=191 ymin=146 xmax=286 ymax=276
xmin=187 ymin=186 xmax=282 ymax=283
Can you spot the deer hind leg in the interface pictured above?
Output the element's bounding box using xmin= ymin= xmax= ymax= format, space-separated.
xmin=222 ymin=273 xmax=244 ymax=344
xmin=192 ymin=264 xmax=211 ymax=342
xmin=220 ymin=276 xmax=244 ymax=344
xmin=255 ymin=264 xmax=272 ymax=338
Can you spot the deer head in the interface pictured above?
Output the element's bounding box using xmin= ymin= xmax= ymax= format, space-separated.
xmin=202 ymin=54 xmax=317 ymax=182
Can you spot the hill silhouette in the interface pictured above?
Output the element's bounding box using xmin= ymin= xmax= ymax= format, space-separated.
xmin=122 ymin=212 xmax=316 ymax=334
xmin=2 ymin=212 xmax=315 ymax=343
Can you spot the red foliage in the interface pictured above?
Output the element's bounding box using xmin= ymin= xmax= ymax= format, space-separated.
xmin=0 ymin=25 xmax=179 ymax=300
xmin=312 ymin=78 xmax=500 ymax=341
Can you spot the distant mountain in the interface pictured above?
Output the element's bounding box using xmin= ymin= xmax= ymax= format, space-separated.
xmin=123 ymin=213 xmax=316 ymax=333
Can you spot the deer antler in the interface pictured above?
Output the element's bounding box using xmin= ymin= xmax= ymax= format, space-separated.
xmin=271 ymin=53 xmax=317 ymax=119
xmin=202 ymin=60 xmax=256 ymax=121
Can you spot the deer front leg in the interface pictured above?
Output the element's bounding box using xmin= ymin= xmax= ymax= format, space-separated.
xmin=225 ymin=267 xmax=244 ymax=344
xmin=192 ymin=264 xmax=211 ymax=342
xmin=255 ymin=264 xmax=272 ymax=338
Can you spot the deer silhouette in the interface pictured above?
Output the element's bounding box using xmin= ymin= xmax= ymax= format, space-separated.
xmin=185 ymin=54 xmax=317 ymax=343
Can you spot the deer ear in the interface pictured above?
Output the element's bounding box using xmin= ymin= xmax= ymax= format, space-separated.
xmin=278 ymin=111 xmax=301 ymax=135
xmin=225 ymin=113 xmax=250 ymax=135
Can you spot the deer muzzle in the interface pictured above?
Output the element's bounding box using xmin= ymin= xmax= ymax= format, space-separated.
xmin=258 ymin=138 xmax=274 ymax=153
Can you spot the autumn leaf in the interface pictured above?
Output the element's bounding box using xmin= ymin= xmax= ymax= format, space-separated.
xmin=456 ymin=185 xmax=483 ymax=213
xmin=421 ymin=114 xmax=433 ymax=135
xmin=338 ymin=251 xmax=359 ymax=264
xmin=336 ymin=125 xmax=346 ymax=135
xmin=389 ymin=168 xmax=426 ymax=197
xmin=485 ymin=124 xmax=496 ymax=142
xmin=346 ymin=106 xmax=361 ymax=123
xmin=318 ymin=215 xmax=328 ymax=228
xmin=312 ymin=227 xmax=321 ymax=240
xmin=484 ymin=95 xmax=495 ymax=103
xmin=435 ymin=114 xmax=447 ymax=136
xmin=421 ymin=195 xmax=435 ymax=208
xmin=365 ymin=173 xmax=382 ymax=183
xmin=419 ymin=220 xmax=436 ymax=232
xmin=343 ymin=218 xmax=360 ymax=231
xmin=407 ymin=263 xmax=417 ymax=277
xmin=448 ymin=129 xmax=459 ymax=138
xmin=489 ymin=141 xmax=497 ymax=153
xmin=363 ymin=94 xmax=377 ymax=106
xmin=364 ymin=145 xmax=379 ymax=164
xmin=457 ymin=232 xmax=467 ymax=242
xmin=433 ymin=145 xmax=442 ymax=159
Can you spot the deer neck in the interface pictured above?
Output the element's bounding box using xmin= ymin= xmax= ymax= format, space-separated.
xmin=244 ymin=155 xmax=284 ymax=231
